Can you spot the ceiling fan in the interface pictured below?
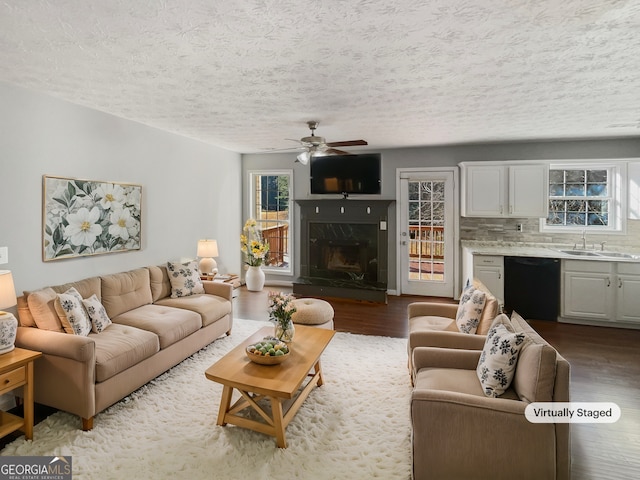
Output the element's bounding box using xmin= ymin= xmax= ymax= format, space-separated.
xmin=286 ymin=121 xmax=368 ymax=165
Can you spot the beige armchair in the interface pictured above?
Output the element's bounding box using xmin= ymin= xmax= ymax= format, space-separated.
xmin=411 ymin=342 xmax=570 ymax=480
xmin=407 ymin=280 xmax=500 ymax=372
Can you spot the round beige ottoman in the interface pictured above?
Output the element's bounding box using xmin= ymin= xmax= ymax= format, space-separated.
xmin=291 ymin=298 xmax=334 ymax=330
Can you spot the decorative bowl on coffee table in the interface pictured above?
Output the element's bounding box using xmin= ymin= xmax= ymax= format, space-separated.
xmin=246 ymin=337 xmax=291 ymax=365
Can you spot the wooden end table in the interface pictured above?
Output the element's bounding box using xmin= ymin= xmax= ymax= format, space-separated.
xmin=0 ymin=348 xmax=42 ymax=440
xmin=205 ymin=325 xmax=335 ymax=448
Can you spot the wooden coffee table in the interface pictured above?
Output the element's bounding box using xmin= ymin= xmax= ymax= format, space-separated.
xmin=205 ymin=325 xmax=335 ymax=448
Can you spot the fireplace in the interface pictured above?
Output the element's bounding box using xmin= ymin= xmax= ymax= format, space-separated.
xmin=309 ymin=223 xmax=378 ymax=281
xmin=294 ymin=200 xmax=392 ymax=302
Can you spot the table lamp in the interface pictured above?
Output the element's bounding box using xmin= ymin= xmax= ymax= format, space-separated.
xmin=0 ymin=270 xmax=18 ymax=354
xmin=197 ymin=239 xmax=219 ymax=275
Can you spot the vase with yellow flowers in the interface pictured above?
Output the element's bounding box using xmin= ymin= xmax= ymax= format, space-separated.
xmin=240 ymin=219 xmax=269 ymax=291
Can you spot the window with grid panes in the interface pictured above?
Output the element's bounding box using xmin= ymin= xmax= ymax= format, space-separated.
xmin=249 ymin=171 xmax=292 ymax=273
xmin=543 ymin=164 xmax=626 ymax=233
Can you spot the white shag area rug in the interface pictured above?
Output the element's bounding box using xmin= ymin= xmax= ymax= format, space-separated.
xmin=1 ymin=319 xmax=413 ymax=480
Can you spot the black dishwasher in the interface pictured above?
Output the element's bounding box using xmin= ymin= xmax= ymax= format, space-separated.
xmin=504 ymin=256 xmax=560 ymax=321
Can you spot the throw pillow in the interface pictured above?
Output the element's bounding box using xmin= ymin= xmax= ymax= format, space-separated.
xmin=82 ymin=294 xmax=112 ymax=333
xmin=455 ymin=284 xmax=486 ymax=334
xmin=472 ymin=278 xmax=500 ymax=335
xmin=166 ymin=261 xmax=205 ymax=298
xmin=26 ymin=287 xmax=65 ymax=332
xmin=54 ymin=287 xmax=92 ymax=336
xmin=476 ymin=314 xmax=526 ymax=397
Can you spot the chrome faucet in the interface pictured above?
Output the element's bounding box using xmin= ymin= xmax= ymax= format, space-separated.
xmin=581 ymin=230 xmax=587 ymax=250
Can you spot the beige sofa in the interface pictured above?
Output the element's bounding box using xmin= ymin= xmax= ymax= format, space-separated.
xmin=410 ymin=312 xmax=571 ymax=480
xmin=15 ymin=265 xmax=233 ymax=430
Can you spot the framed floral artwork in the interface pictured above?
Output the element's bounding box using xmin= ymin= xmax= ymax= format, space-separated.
xmin=42 ymin=175 xmax=142 ymax=261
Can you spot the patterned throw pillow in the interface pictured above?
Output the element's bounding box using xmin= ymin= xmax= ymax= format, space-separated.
xmin=476 ymin=314 xmax=526 ymax=397
xmin=82 ymin=294 xmax=112 ymax=333
xmin=54 ymin=287 xmax=92 ymax=336
xmin=166 ymin=261 xmax=205 ymax=298
xmin=455 ymin=285 xmax=487 ymax=334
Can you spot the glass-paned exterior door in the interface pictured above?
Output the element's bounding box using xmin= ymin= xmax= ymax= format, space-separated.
xmin=399 ymin=170 xmax=455 ymax=297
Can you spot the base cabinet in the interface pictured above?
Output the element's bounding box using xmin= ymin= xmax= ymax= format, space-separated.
xmin=561 ymin=260 xmax=640 ymax=326
xmin=616 ymin=263 xmax=640 ymax=323
xmin=472 ymin=255 xmax=504 ymax=304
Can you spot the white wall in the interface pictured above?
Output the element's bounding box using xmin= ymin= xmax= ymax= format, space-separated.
xmin=0 ymin=82 xmax=242 ymax=297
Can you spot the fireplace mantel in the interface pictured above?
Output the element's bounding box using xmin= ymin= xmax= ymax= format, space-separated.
xmin=294 ymin=199 xmax=393 ymax=302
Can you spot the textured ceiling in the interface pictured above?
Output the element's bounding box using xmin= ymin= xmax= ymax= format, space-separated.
xmin=1 ymin=0 xmax=640 ymax=154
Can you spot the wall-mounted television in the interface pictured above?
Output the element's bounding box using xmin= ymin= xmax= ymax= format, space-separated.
xmin=310 ymin=153 xmax=382 ymax=195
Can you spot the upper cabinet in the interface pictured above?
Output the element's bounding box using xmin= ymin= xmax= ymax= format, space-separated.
xmin=460 ymin=162 xmax=549 ymax=217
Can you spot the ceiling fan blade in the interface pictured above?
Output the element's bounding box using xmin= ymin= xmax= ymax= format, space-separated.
xmin=326 ymin=140 xmax=368 ymax=147
xmin=325 ymin=148 xmax=354 ymax=155
xmin=262 ymin=146 xmax=305 ymax=153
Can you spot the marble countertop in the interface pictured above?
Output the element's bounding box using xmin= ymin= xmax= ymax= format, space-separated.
xmin=461 ymin=240 xmax=640 ymax=262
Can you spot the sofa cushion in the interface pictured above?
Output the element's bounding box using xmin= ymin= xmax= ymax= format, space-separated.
xmin=455 ymin=284 xmax=486 ymax=334
xmin=154 ymin=294 xmax=232 ymax=327
xmin=91 ymin=323 xmax=160 ymax=383
xmin=111 ymin=304 xmax=202 ymax=349
xmin=513 ymin=340 xmax=557 ymax=403
xmin=83 ymin=294 xmax=113 ymax=334
xmin=510 ymin=310 xmax=546 ymax=344
xmin=510 ymin=311 xmax=558 ymax=403
xmin=51 ymin=276 xmax=101 ymax=300
xmin=166 ymin=261 xmax=205 ymax=298
xmin=54 ymin=287 xmax=92 ymax=336
xmin=16 ymin=296 xmax=36 ymax=327
xmin=100 ymin=268 xmax=153 ymax=318
xmin=472 ymin=279 xmax=500 ymax=335
xmin=476 ymin=314 xmax=526 ymax=397
xmin=26 ymin=287 xmax=64 ymax=332
xmin=414 ymin=367 xmax=520 ymax=401
xmin=148 ymin=265 xmax=172 ymax=302
xmin=409 ymin=315 xmax=456 ymax=334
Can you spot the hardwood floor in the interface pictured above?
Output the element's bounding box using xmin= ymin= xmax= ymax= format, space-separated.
xmin=237 ymin=286 xmax=640 ymax=480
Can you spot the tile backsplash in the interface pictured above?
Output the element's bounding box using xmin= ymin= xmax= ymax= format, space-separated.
xmin=460 ymin=217 xmax=640 ymax=250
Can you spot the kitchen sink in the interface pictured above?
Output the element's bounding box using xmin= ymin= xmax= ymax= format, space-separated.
xmin=557 ymin=250 xmax=601 ymax=257
xmin=557 ymin=249 xmax=638 ymax=260
xmin=598 ymin=252 xmax=637 ymax=259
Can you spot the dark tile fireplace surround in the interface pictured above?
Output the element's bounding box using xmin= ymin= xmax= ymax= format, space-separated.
xmin=294 ymin=199 xmax=393 ymax=303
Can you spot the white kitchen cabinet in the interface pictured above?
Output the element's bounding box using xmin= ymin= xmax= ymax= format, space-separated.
xmin=460 ymin=162 xmax=548 ymax=218
xmin=616 ymin=263 xmax=640 ymax=323
xmin=472 ymin=255 xmax=504 ymax=303
xmin=561 ymin=260 xmax=640 ymax=327
xmin=562 ymin=260 xmax=614 ymax=320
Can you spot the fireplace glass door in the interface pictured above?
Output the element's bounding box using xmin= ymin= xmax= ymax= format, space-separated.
xmin=308 ymin=223 xmax=379 ymax=283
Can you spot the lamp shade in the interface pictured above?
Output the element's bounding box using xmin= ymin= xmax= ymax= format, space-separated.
xmin=296 ymin=151 xmax=310 ymax=165
xmin=197 ymin=240 xmax=219 ymax=275
xmin=197 ymin=239 xmax=219 ymax=258
xmin=0 ymin=270 xmax=17 ymax=311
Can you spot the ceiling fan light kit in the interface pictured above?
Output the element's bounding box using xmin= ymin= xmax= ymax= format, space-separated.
xmin=287 ymin=121 xmax=368 ymax=164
